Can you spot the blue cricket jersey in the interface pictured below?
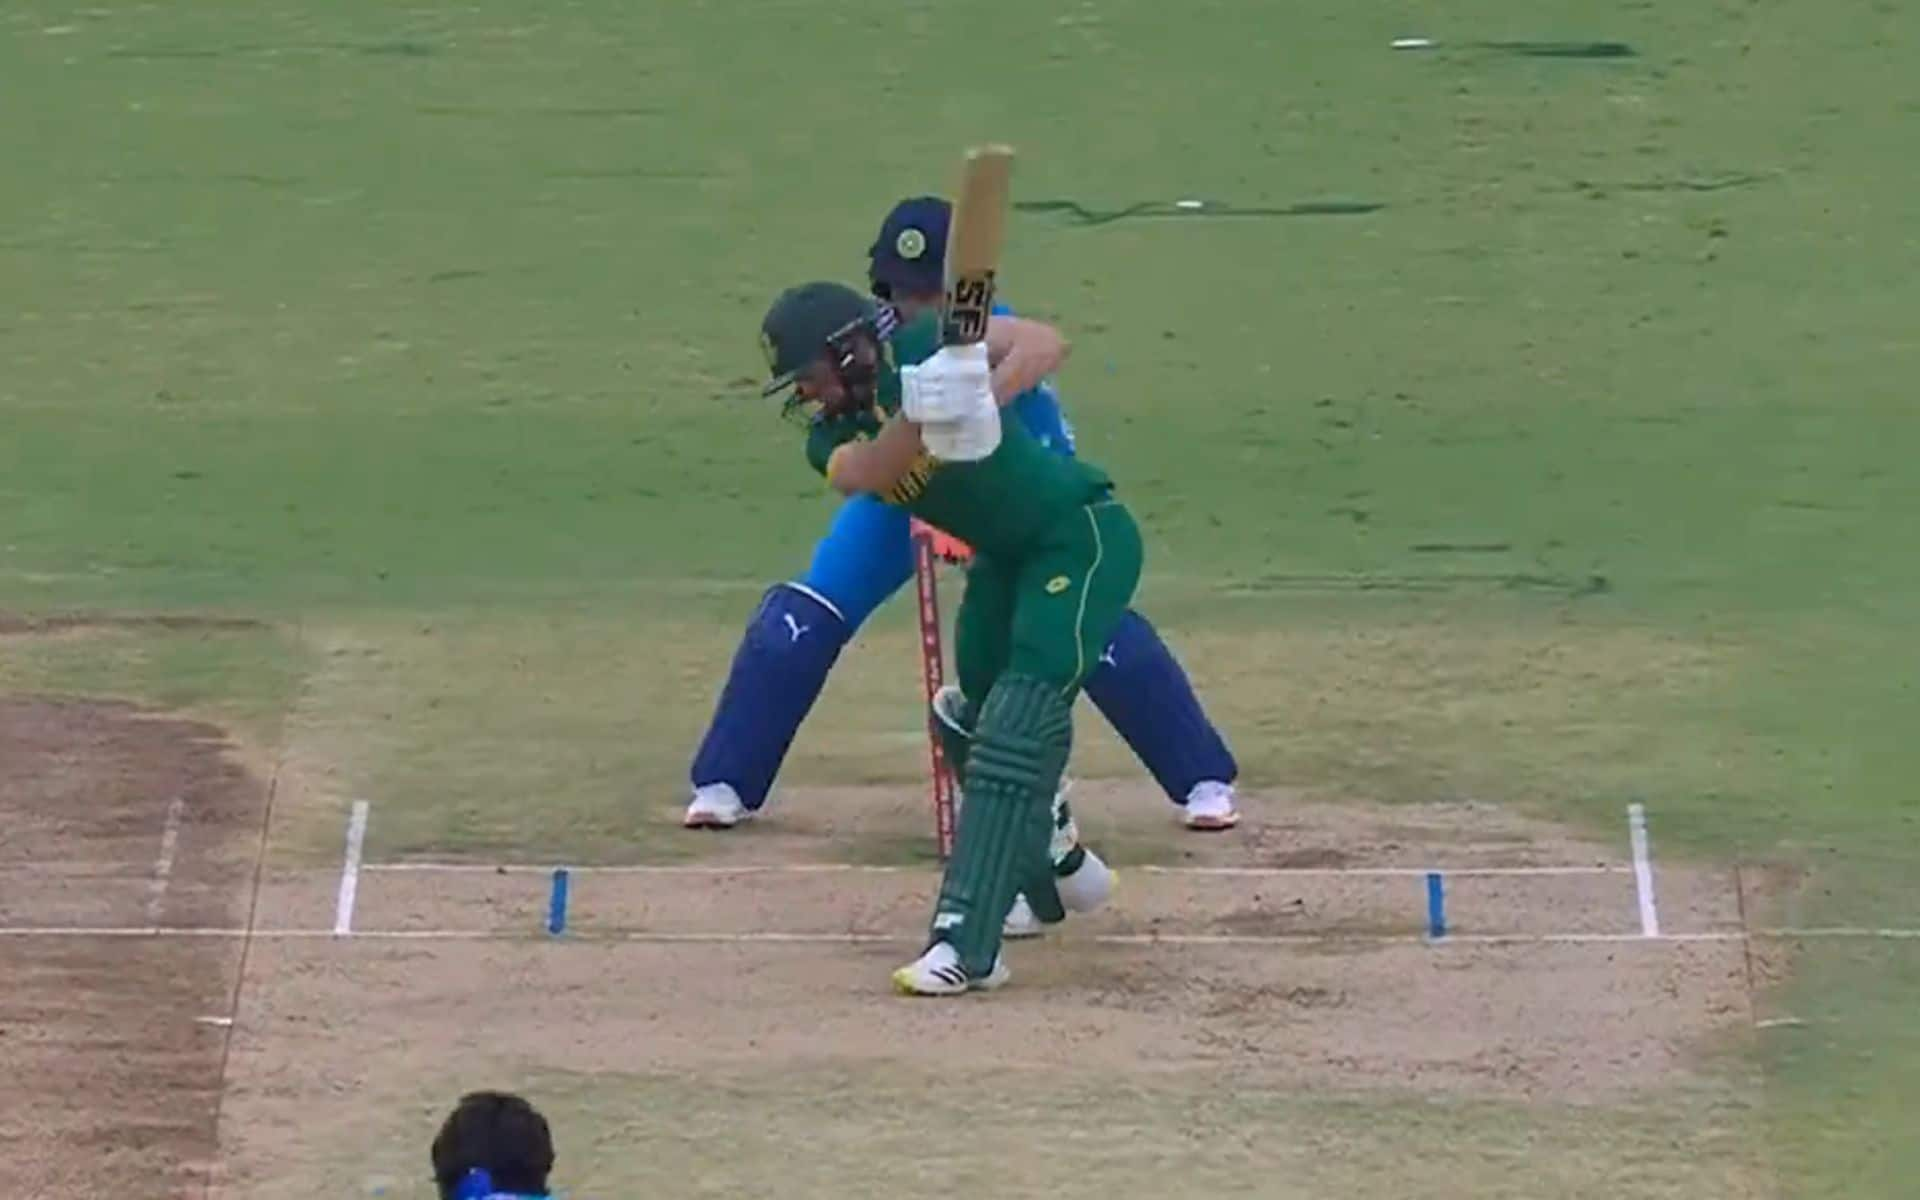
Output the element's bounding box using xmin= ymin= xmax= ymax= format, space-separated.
xmin=993 ymin=301 xmax=1077 ymax=457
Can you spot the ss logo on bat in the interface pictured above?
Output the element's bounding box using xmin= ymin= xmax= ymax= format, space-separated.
xmin=946 ymin=273 xmax=994 ymax=341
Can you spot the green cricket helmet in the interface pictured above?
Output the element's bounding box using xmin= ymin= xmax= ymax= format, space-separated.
xmin=757 ymin=280 xmax=883 ymax=405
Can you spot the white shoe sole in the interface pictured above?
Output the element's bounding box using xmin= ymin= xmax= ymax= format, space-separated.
xmin=1183 ymin=809 xmax=1240 ymax=831
xmin=683 ymin=807 xmax=748 ymax=830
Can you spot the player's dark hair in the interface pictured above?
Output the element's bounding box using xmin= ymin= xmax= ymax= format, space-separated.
xmin=430 ymin=1091 xmax=555 ymax=1198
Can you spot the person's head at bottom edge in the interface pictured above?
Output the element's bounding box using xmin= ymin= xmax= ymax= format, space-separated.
xmin=431 ymin=1090 xmax=555 ymax=1200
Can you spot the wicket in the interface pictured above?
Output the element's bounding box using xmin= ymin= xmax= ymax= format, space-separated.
xmin=911 ymin=519 xmax=959 ymax=859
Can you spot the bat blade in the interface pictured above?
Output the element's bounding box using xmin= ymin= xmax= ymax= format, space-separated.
xmin=940 ymin=144 xmax=1015 ymax=347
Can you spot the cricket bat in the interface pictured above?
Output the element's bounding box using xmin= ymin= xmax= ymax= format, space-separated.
xmin=939 ymin=144 xmax=1015 ymax=347
xmin=916 ymin=144 xmax=1015 ymax=859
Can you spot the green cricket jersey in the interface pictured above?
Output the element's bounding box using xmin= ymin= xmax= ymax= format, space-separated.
xmin=804 ymin=311 xmax=1113 ymax=558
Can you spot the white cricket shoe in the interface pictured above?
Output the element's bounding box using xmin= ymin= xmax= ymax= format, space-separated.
xmin=1183 ymin=780 xmax=1241 ymax=831
xmin=891 ymin=941 xmax=1009 ymax=996
xmin=683 ymin=783 xmax=750 ymax=829
xmin=1003 ymin=894 xmax=1044 ymax=938
xmin=1057 ymin=847 xmax=1115 ymax=912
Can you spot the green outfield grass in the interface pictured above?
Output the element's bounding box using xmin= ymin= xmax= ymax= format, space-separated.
xmin=3 ymin=0 xmax=1917 ymax=1194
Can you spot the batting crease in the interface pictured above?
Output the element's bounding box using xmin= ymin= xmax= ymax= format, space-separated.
xmin=4 ymin=925 xmax=1918 ymax=944
xmin=358 ymin=861 xmax=1635 ymax=878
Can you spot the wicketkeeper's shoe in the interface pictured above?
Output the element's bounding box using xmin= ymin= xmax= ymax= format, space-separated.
xmin=1182 ymin=780 xmax=1241 ymax=831
xmin=891 ymin=941 xmax=1010 ymax=997
xmin=1003 ymin=894 xmax=1044 ymax=938
xmin=683 ymin=783 xmax=750 ymax=829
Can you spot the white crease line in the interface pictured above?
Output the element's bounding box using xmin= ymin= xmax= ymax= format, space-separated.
xmin=3 ymin=925 xmax=1918 ymax=944
xmin=1140 ymin=865 xmax=1630 ymax=878
xmin=363 ymin=862 xmax=917 ymax=874
xmin=1629 ymin=802 xmax=1660 ymax=937
xmin=332 ymin=801 xmax=370 ymax=936
xmin=145 ymin=797 xmax=187 ymax=923
xmin=362 ymin=861 xmax=1632 ymax=878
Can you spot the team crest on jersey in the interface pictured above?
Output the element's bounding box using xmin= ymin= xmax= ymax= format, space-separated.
xmin=895 ymin=227 xmax=927 ymax=260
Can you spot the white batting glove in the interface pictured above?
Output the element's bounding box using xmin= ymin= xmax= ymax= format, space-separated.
xmin=901 ymin=343 xmax=992 ymax=424
xmin=921 ymin=405 xmax=1002 ymax=462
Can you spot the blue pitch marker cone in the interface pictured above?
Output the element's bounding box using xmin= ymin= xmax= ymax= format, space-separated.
xmin=1425 ymin=871 xmax=1447 ymax=940
xmin=547 ymin=867 xmax=571 ymax=936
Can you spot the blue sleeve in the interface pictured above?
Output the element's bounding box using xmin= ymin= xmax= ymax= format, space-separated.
xmin=991 ymin=301 xmax=1078 ymax=459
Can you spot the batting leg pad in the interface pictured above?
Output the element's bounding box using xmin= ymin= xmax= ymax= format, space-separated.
xmin=1084 ymin=609 xmax=1238 ymax=804
xmin=1004 ymin=781 xmax=1090 ymax=927
xmin=1049 ymin=787 xmax=1086 ymax=876
xmin=930 ymin=684 xmax=975 ymax=786
xmin=689 ymin=584 xmax=850 ymax=811
xmin=931 ymin=673 xmax=1073 ymax=976
xmin=1018 ymin=785 xmax=1074 ymax=926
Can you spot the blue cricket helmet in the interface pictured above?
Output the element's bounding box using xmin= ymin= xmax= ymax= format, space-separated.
xmin=867 ymin=195 xmax=950 ymax=298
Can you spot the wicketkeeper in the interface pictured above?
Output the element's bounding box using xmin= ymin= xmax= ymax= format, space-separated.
xmin=758 ymin=279 xmax=1147 ymax=995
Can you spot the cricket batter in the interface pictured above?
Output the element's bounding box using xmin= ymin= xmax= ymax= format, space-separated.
xmin=686 ymin=197 xmax=1240 ymax=836
xmin=758 ymin=277 xmax=1144 ymax=994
